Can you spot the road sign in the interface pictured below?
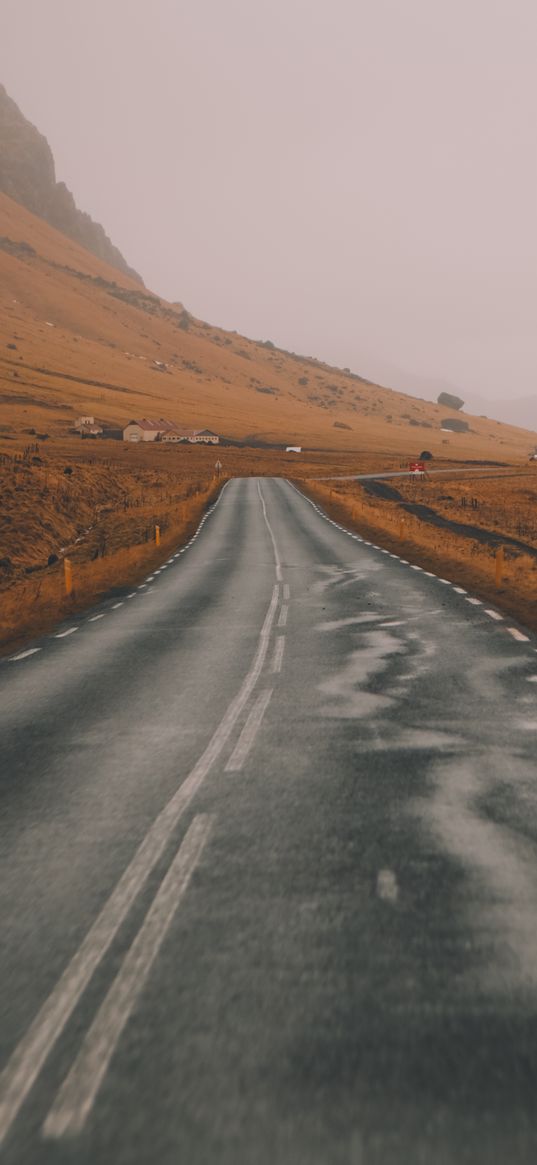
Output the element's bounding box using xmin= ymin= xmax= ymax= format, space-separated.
xmin=409 ymin=461 xmax=425 ymax=475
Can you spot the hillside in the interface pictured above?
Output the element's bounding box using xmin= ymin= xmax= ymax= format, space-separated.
xmin=0 ymin=85 xmax=141 ymax=284
xmin=0 ymin=191 xmax=536 ymax=458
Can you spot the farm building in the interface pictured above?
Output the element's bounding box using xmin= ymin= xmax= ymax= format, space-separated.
xmin=123 ymin=420 xmax=220 ymax=444
xmin=123 ymin=419 xmax=175 ymax=442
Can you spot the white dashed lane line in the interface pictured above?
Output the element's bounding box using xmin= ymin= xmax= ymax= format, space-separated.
xmin=10 ymin=648 xmax=41 ymax=662
xmin=278 ymin=605 xmax=289 ymax=629
xmin=55 ymin=628 xmax=78 ymax=639
xmin=485 ymin=609 xmax=503 ymax=621
xmin=88 ymin=615 xmax=106 ymax=623
xmin=111 ymin=602 xmax=124 ymax=609
xmin=508 ymin=628 xmax=530 ymax=642
xmin=465 ymin=598 xmax=482 ymax=606
xmin=453 ymin=586 xmax=467 ymax=594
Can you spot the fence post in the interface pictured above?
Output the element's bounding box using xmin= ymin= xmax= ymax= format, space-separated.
xmin=64 ymin=557 xmax=73 ymax=596
xmin=495 ymin=546 xmax=504 ymax=587
xmin=155 ymin=525 xmax=160 ymax=547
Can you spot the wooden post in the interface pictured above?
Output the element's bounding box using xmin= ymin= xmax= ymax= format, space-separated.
xmin=155 ymin=525 xmax=161 ymax=546
xmin=495 ymin=545 xmax=504 ymax=587
xmin=64 ymin=557 xmax=73 ymax=596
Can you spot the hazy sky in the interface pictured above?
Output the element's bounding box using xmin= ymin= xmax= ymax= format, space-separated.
xmin=2 ymin=0 xmax=536 ymax=402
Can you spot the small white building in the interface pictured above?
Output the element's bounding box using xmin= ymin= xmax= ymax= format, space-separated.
xmin=75 ymin=415 xmax=95 ymax=430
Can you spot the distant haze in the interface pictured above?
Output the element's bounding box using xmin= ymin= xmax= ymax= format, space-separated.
xmin=2 ymin=0 xmax=536 ymax=414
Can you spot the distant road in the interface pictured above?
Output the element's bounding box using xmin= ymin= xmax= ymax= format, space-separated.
xmin=314 ymin=465 xmax=526 ymax=481
xmin=1 ymin=478 xmax=537 ymax=1163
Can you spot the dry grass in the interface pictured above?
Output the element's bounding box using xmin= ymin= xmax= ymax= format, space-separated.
xmin=0 ymin=480 xmax=220 ymax=653
xmin=300 ymin=478 xmax=537 ymax=635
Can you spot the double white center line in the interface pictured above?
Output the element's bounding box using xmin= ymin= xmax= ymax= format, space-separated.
xmin=0 ymin=583 xmax=281 ymax=1146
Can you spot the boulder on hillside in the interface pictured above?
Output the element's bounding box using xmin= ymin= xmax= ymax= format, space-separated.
xmin=437 ymin=391 xmax=464 ymax=411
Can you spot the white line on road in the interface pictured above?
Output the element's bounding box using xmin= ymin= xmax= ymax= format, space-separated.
xmin=453 ymin=587 xmax=467 ymax=594
xmin=278 ymin=604 xmax=288 ymax=628
xmin=43 ymin=816 xmax=213 ymax=1139
xmin=126 ymin=593 xmax=136 ymax=599
xmin=257 ymin=481 xmax=283 ymax=582
xmin=88 ymin=615 xmax=105 ymax=622
xmin=484 ymin=609 xmax=503 ymax=621
xmin=376 ymin=869 xmax=399 ymax=902
xmin=0 ymin=584 xmax=280 ymax=1147
xmin=526 ymin=676 xmax=537 ymax=683
xmin=225 ymin=689 xmax=273 ymax=773
xmin=283 ymin=584 xmax=290 ymax=601
xmin=465 ymin=597 xmax=482 ymax=606
xmin=111 ymin=602 xmax=124 ymax=609
xmin=9 ymin=648 xmax=41 ymax=662
xmin=55 ymin=628 xmax=78 ymax=639
xmin=507 ymin=627 xmax=530 ymax=642
xmin=271 ymin=635 xmax=286 ymax=673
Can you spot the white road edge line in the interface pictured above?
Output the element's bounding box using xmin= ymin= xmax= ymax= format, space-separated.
xmin=88 ymin=615 xmax=105 ymax=622
xmin=484 ymin=609 xmax=503 ymax=621
xmin=465 ymin=597 xmax=482 ymax=606
xmin=225 ymin=689 xmax=273 ymax=773
xmin=0 ymin=583 xmax=280 ymax=1148
xmin=111 ymin=603 xmax=124 ymax=610
xmin=271 ymin=635 xmax=286 ymax=674
xmin=55 ymin=628 xmax=78 ymax=639
xmin=278 ymin=604 xmax=288 ymax=628
xmin=507 ymin=627 xmax=530 ymax=642
xmin=283 ymin=584 xmax=290 ymax=601
xmin=9 ymin=648 xmax=41 ymax=662
xmin=43 ymin=815 xmax=214 ymax=1139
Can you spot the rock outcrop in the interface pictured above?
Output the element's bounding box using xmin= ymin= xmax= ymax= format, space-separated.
xmin=437 ymin=391 xmax=464 ymax=411
xmin=0 ymin=84 xmax=143 ymax=284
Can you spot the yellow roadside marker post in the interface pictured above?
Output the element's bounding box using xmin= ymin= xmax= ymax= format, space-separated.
xmin=64 ymin=558 xmax=73 ymax=597
xmin=155 ymin=525 xmax=160 ymax=547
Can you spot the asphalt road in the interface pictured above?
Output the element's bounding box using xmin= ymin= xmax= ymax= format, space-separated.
xmin=2 ymin=477 xmax=537 ymax=1164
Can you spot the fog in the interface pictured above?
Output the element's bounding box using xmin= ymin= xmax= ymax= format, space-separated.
xmin=2 ymin=0 xmax=536 ymax=409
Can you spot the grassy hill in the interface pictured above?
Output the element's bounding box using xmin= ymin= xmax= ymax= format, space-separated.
xmin=1 ymin=190 xmax=535 ymax=459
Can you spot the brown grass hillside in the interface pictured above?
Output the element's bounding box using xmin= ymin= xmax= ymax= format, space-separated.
xmin=1 ymin=191 xmax=535 ymax=459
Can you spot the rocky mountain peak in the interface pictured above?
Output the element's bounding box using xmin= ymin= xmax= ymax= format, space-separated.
xmin=0 ymin=84 xmax=143 ymax=284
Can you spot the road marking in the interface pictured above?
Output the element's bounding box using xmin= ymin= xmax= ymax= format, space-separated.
xmin=137 ymin=585 xmax=147 ymax=590
xmin=89 ymin=615 xmax=105 ymax=622
xmin=399 ymin=559 xmax=409 ymax=564
xmin=376 ymin=869 xmax=398 ymax=902
xmin=410 ymin=565 xmax=422 ymax=571
xmin=271 ymin=636 xmax=286 ymax=673
xmin=507 ymin=628 xmax=530 ymax=642
xmin=526 ymin=676 xmax=537 ymax=683
xmin=111 ymin=602 xmax=124 ymax=609
xmin=465 ymin=597 xmax=482 ymax=606
xmin=43 ymin=816 xmax=213 ymax=1139
xmin=257 ymin=481 xmax=283 ymax=581
xmin=0 ymin=584 xmax=280 ymax=1148
xmin=424 ymin=571 xmax=436 ymax=577
xmin=55 ymin=628 xmax=78 ymax=639
xmin=126 ymin=593 xmax=136 ymax=599
xmin=438 ymin=579 xmax=452 ymax=585
xmin=484 ymin=609 xmax=503 ymax=621
xmin=453 ymin=586 xmax=467 ymax=594
xmin=9 ymin=648 xmax=41 ymax=662
xmin=278 ymin=604 xmax=288 ymax=628
xmin=225 ymin=689 xmax=273 ymax=773
xmin=283 ymin=584 xmax=290 ymax=601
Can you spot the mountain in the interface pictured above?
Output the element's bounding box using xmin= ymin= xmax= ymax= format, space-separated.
xmin=0 ymin=84 xmax=142 ymax=285
xmin=1 ymin=190 xmax=536 ymax=459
